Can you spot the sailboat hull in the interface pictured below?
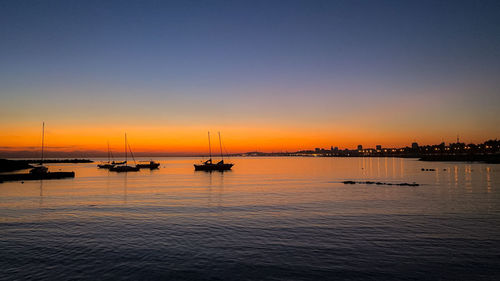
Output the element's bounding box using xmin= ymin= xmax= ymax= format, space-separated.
xmin=136 ymin=162 xmax=160 ymax=169
xmin=109 ymin=165 xmax=140 ymax=172
xmin=97 ymin=164 xmax=114 ymax=169
xmin=194 ymin=163 xmax=233 ymax=171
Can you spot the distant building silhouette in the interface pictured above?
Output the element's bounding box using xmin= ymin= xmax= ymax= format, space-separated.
xmin=240 ymin=139 xmax=499 ymax=162
xmin=412 ymin=142 xmax=419 ymax=150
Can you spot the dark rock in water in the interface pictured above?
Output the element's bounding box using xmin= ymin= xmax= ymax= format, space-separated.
xmin=396 ymin=182 xmax=419 ymax=187
xmin=342 ymin=180 xmax=419 ymax=187
xmin=342 ymin=181 xmax=356 ymax=184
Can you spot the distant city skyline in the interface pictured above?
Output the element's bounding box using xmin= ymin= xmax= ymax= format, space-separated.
xmin=1 ymin=0 xmax=499 ymax=154
xmin=1 ymin=135 xmax=497 ymax=158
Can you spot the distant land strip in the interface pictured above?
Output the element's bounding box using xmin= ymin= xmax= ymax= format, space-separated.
xmin=232 ymin=139 xmax=500 ymax=164
xmin=24 ymin=159 xmax=93 ymax=163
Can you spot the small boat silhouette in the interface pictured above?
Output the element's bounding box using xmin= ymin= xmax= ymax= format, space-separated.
xmin=7 ymin=122 xmax=76 ymax=181
xmin=136 ymin=161 xmax=160 ymax=169
xmin=194 ymin=132 xmax=233 ymax=171
xmin=98 ymin=141 xmax=119 ymax=169
xmin=30 ymin=122 xmax=48 ymax=175
xmin=109 ymin=133 xmax=140 ymax=172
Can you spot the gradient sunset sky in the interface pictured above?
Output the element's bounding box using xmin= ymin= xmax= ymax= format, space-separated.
xmin=1 ymin=0 xmax=499 ymax=155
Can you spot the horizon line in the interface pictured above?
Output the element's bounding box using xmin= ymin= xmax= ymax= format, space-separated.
xmin=1 ymin=138 xmax=498 ymax=158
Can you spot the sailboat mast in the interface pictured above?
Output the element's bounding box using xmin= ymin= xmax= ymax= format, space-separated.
xmin=208 ymin=131 xmax=212 ymax=160
xmin=218 ymin=131 xmax=223 ymax=161
xmin=128 ymin=143 xmax=137 ymax=165
xmin=107 ymin=141 xmax=111 ymax=163
xmin=125 ymin=133 xmax=127 ymax=163
xmin=41 ymin=122 xmax=45 ymax=165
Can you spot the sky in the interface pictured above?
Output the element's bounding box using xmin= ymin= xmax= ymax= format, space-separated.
xmin=1 ymin=0 xmax=499 ymax=156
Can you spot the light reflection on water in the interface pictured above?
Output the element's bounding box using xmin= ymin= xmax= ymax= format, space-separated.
xmin=0 ymin=157 xmax=499 ymax=280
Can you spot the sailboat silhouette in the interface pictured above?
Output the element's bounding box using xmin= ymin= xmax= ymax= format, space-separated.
xmin=194 ymin=132 xmax=233 ymax=171
xmin=30 ymin=122 xmax=48 ymax=175
xmin=109 ymin=133 xmax=140 ymax=172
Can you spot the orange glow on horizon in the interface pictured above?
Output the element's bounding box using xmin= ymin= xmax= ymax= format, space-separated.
xmin=0 ymin=121 xmax=497 ymax=156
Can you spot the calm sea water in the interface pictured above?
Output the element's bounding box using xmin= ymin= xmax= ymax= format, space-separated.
xmin=0 ymin=157 xmax=499 ymax=280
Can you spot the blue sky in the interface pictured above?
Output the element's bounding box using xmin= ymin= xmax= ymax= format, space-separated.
xmin=1 ymin=0 xmax=499 ymax=152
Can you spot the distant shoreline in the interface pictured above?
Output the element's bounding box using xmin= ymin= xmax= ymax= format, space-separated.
xmin=17 ymin=159 xmax=93 ymax=163
xmin=1 ymin=154 xmax=498 ymax=173
xmin=225 ymin=152 xmax=499 ymax=164
xmin=236 ymin=154 xmax=499 ymax=164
